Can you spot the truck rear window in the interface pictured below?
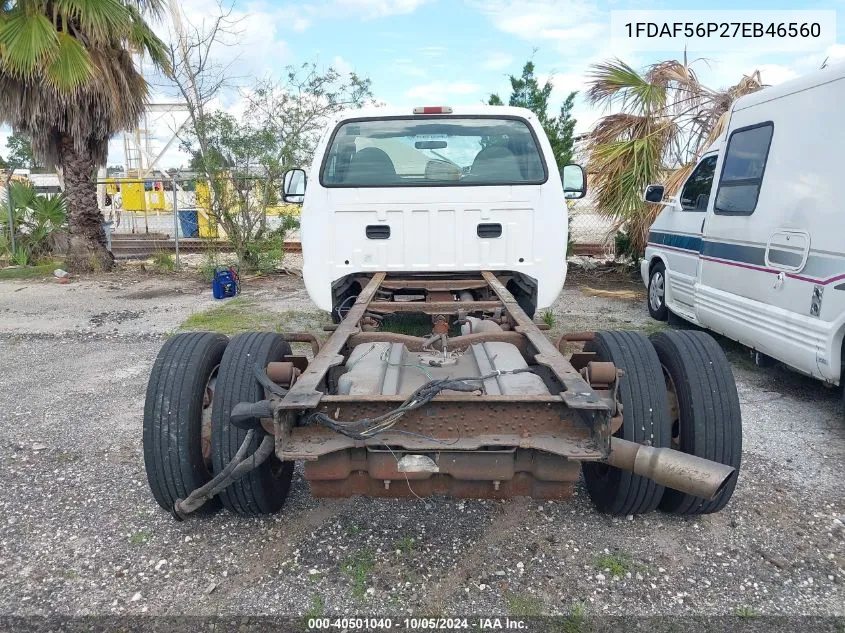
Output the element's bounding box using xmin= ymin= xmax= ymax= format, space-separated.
xmin=320 ymin=116 xmax=547 ymax=187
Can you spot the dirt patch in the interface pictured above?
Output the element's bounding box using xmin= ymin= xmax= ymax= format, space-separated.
xmin=89 ymin=310 xmax=144 ymax=327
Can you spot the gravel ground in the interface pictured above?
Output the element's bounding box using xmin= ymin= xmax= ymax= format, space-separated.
xmin=0 ymin=262 xmax=842 ymax=623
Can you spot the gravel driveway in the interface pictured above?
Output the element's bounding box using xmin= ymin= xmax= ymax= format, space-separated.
xmin=0 ymin=265 xmax=842 ymax=625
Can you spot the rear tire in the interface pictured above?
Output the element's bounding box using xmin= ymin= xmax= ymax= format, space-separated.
xmin=648 ymin=262 xmax=668 ymax=321
xmin=583 ymin=331 xmax=671 ymax=515
xmin=211 ymin=332 xmax=294 ymax=516
xmin=651 ymin=330 xmax=742 ymax=515
xmin=143 ymin=332 xmax=228 ymax=513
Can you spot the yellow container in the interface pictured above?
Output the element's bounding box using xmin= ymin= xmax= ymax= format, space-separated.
xmin=121 ymin=181 xmax=146 ymax=211
xmin=197 ymin=209 xmax=220 ymax=238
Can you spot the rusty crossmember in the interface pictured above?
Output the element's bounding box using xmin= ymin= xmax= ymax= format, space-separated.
xmin=367 ymin=300 xmax=503 ymax=313
xmin=305 ymin=449 xmax=582 ymax=500
xmin=278 ymin=395 xmax=605 ymax=461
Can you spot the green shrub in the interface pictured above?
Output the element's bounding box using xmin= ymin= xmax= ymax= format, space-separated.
xmin=614 ymin=228 xmax=641 ymax=261
xmin=11 ymin=246 xmax=30 ymax=266
xmin=244 ymin=233 xmax=283 ymax=275
xmin=152 ymin=251 xmax=176 ymax=272
xmin=1 ymin=183 xmax=66 ymax=263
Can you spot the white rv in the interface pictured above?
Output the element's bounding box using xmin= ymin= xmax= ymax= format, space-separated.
xmin=642 ymin=62 xmax=845 ymax=410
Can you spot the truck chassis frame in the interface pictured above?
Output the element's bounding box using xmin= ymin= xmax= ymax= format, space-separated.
xmin=155 ymin=271 xmax=737 ymax=519
xmin=272 ymin=271 xmax=617 ymax=499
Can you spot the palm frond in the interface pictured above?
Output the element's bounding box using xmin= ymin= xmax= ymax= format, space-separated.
xmin=0 ymin=11 xmax=58 ymax=77
xmin=586 ymin=58 xmax=668 ymax=114
xmin=0 ymin=0 xmax=168 ymax=168
xmin=54 ymin=0 xmax=127 ymax=42
xmin=126 ymin=4 xmax=171 ymax=74
xmin=44 ymin=31 xmax=93 ymax=91
xmin=585 ymin=56 xmax=765 ymax=255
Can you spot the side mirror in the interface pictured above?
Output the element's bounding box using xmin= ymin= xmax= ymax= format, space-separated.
xmin=643 ymin=184 xmax=665 ymax=204
xmin=282 ymin=168 xmax=307 ymax=204
xmin=561 ymin=163 xmax=586 ymax=199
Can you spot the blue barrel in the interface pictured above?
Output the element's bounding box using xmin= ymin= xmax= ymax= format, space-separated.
xmin=178 ymin=210 xmax=199 ymax=238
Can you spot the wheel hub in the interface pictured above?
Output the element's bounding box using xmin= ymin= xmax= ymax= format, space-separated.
xmin=201 ymin=367 xmax=219 ymax=469
xmin=649 ymin=272 xmax=665 ymax=311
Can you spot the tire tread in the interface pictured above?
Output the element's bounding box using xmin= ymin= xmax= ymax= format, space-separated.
xmin=143 ymin=332 xmax=228 ymax=512
xmin=211 ymin=332 xmax=294 ymax=516
xmin=583 ymin=331 xmax=671 ymax=515
xmin=650 ymin=330 xmax=742 ymax=515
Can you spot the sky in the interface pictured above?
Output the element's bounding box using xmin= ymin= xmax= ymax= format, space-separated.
xmin=2 ymin=0 xmax=844 ymax=170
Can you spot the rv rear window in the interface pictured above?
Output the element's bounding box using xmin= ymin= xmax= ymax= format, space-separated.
xmin=714 ymin=122 xmax=773 ymax=216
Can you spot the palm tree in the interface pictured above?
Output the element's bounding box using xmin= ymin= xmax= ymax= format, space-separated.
xmin=0 ymin=0 xmax=169 ymax=271
xmin=585 ymin=58 xmax=763 ymax=255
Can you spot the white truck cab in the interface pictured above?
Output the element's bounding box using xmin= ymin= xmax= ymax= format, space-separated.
xmin=642 ymin=62 xmax=845 ymax=400
xmin=283 ymin=105 xmax=586 ymax=317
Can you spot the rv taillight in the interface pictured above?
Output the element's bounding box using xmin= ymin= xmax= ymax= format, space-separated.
xmin=413 ymin=106 xmax=453 ymax=114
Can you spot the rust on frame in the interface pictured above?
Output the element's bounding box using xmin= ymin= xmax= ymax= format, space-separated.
xmin=367 ymin=300 xmax=502 ymax=314
xmin=481 ymin=271 xmax=609 ymax=413
xmin=308 ymin=472 xmax=576 ymax=500
xmin=279 ymin=272 xmax=386 ymax=410
xmin=278 ymin=396 xmax=604 ymax=461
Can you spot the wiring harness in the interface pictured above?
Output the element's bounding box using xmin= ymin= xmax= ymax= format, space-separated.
xmin=303 ymin=368 xmax=535 ymax=440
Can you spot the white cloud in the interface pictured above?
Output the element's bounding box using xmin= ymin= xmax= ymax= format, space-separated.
xmin=292 ymin=17 xmax=311 ymax=32
xmin=826 ymin=44 xmax=845 ymax=61
xmin=793 ymin=43 xmax=845 ymax=73
xmin=469 ymin=0 xmax=605 ymax=50
xmin=482 ymin=52 xmax=514 ymax=71
xmin=404 ymin=81 xmax=483 ymax=102
xmin=536 ymin=71 xmax=585 ymax=99
xmin=0 ymin=126 xmax=11 ymax=162
xmin=271 ymin=0 xmax=431 ymax=30
xmin=332 ymin=0 xmax=431 ymax=18
xmin=167 ymin=0 xmax=291 ymax=81
xmin=756 ymin=64 xmax=799 ymax=86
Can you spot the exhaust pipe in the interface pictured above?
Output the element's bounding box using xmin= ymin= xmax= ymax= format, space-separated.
xmin=607 ymin=438 xmax=736 ymax=500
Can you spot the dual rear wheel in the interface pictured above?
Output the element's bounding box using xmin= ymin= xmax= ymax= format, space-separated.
xmin=143 ymin=332 xmax=294 ymax=517
xmin=583 ymin=330 xmax=742 ymax=516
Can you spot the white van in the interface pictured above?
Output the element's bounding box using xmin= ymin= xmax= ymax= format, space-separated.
xmin=642 ymin=62 xmax=845 ymax=408
xmin=282 ymin=105 xmax=586 ymax=317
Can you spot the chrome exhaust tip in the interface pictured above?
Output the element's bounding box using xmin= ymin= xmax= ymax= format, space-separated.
xmin=607 ymin=438 xmax=736 ymax=501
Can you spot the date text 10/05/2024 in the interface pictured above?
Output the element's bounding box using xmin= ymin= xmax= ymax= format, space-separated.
xmin=306 ymin=617 xmax=529 ymax=630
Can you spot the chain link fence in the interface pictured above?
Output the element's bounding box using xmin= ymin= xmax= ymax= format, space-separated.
xmin=95 ymin=175 xmax=301 ymax=265
xmin=569 ymin=198 xmax=617 ymax=257
xmin=2 ymin=174 xmax=617 ymax=266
